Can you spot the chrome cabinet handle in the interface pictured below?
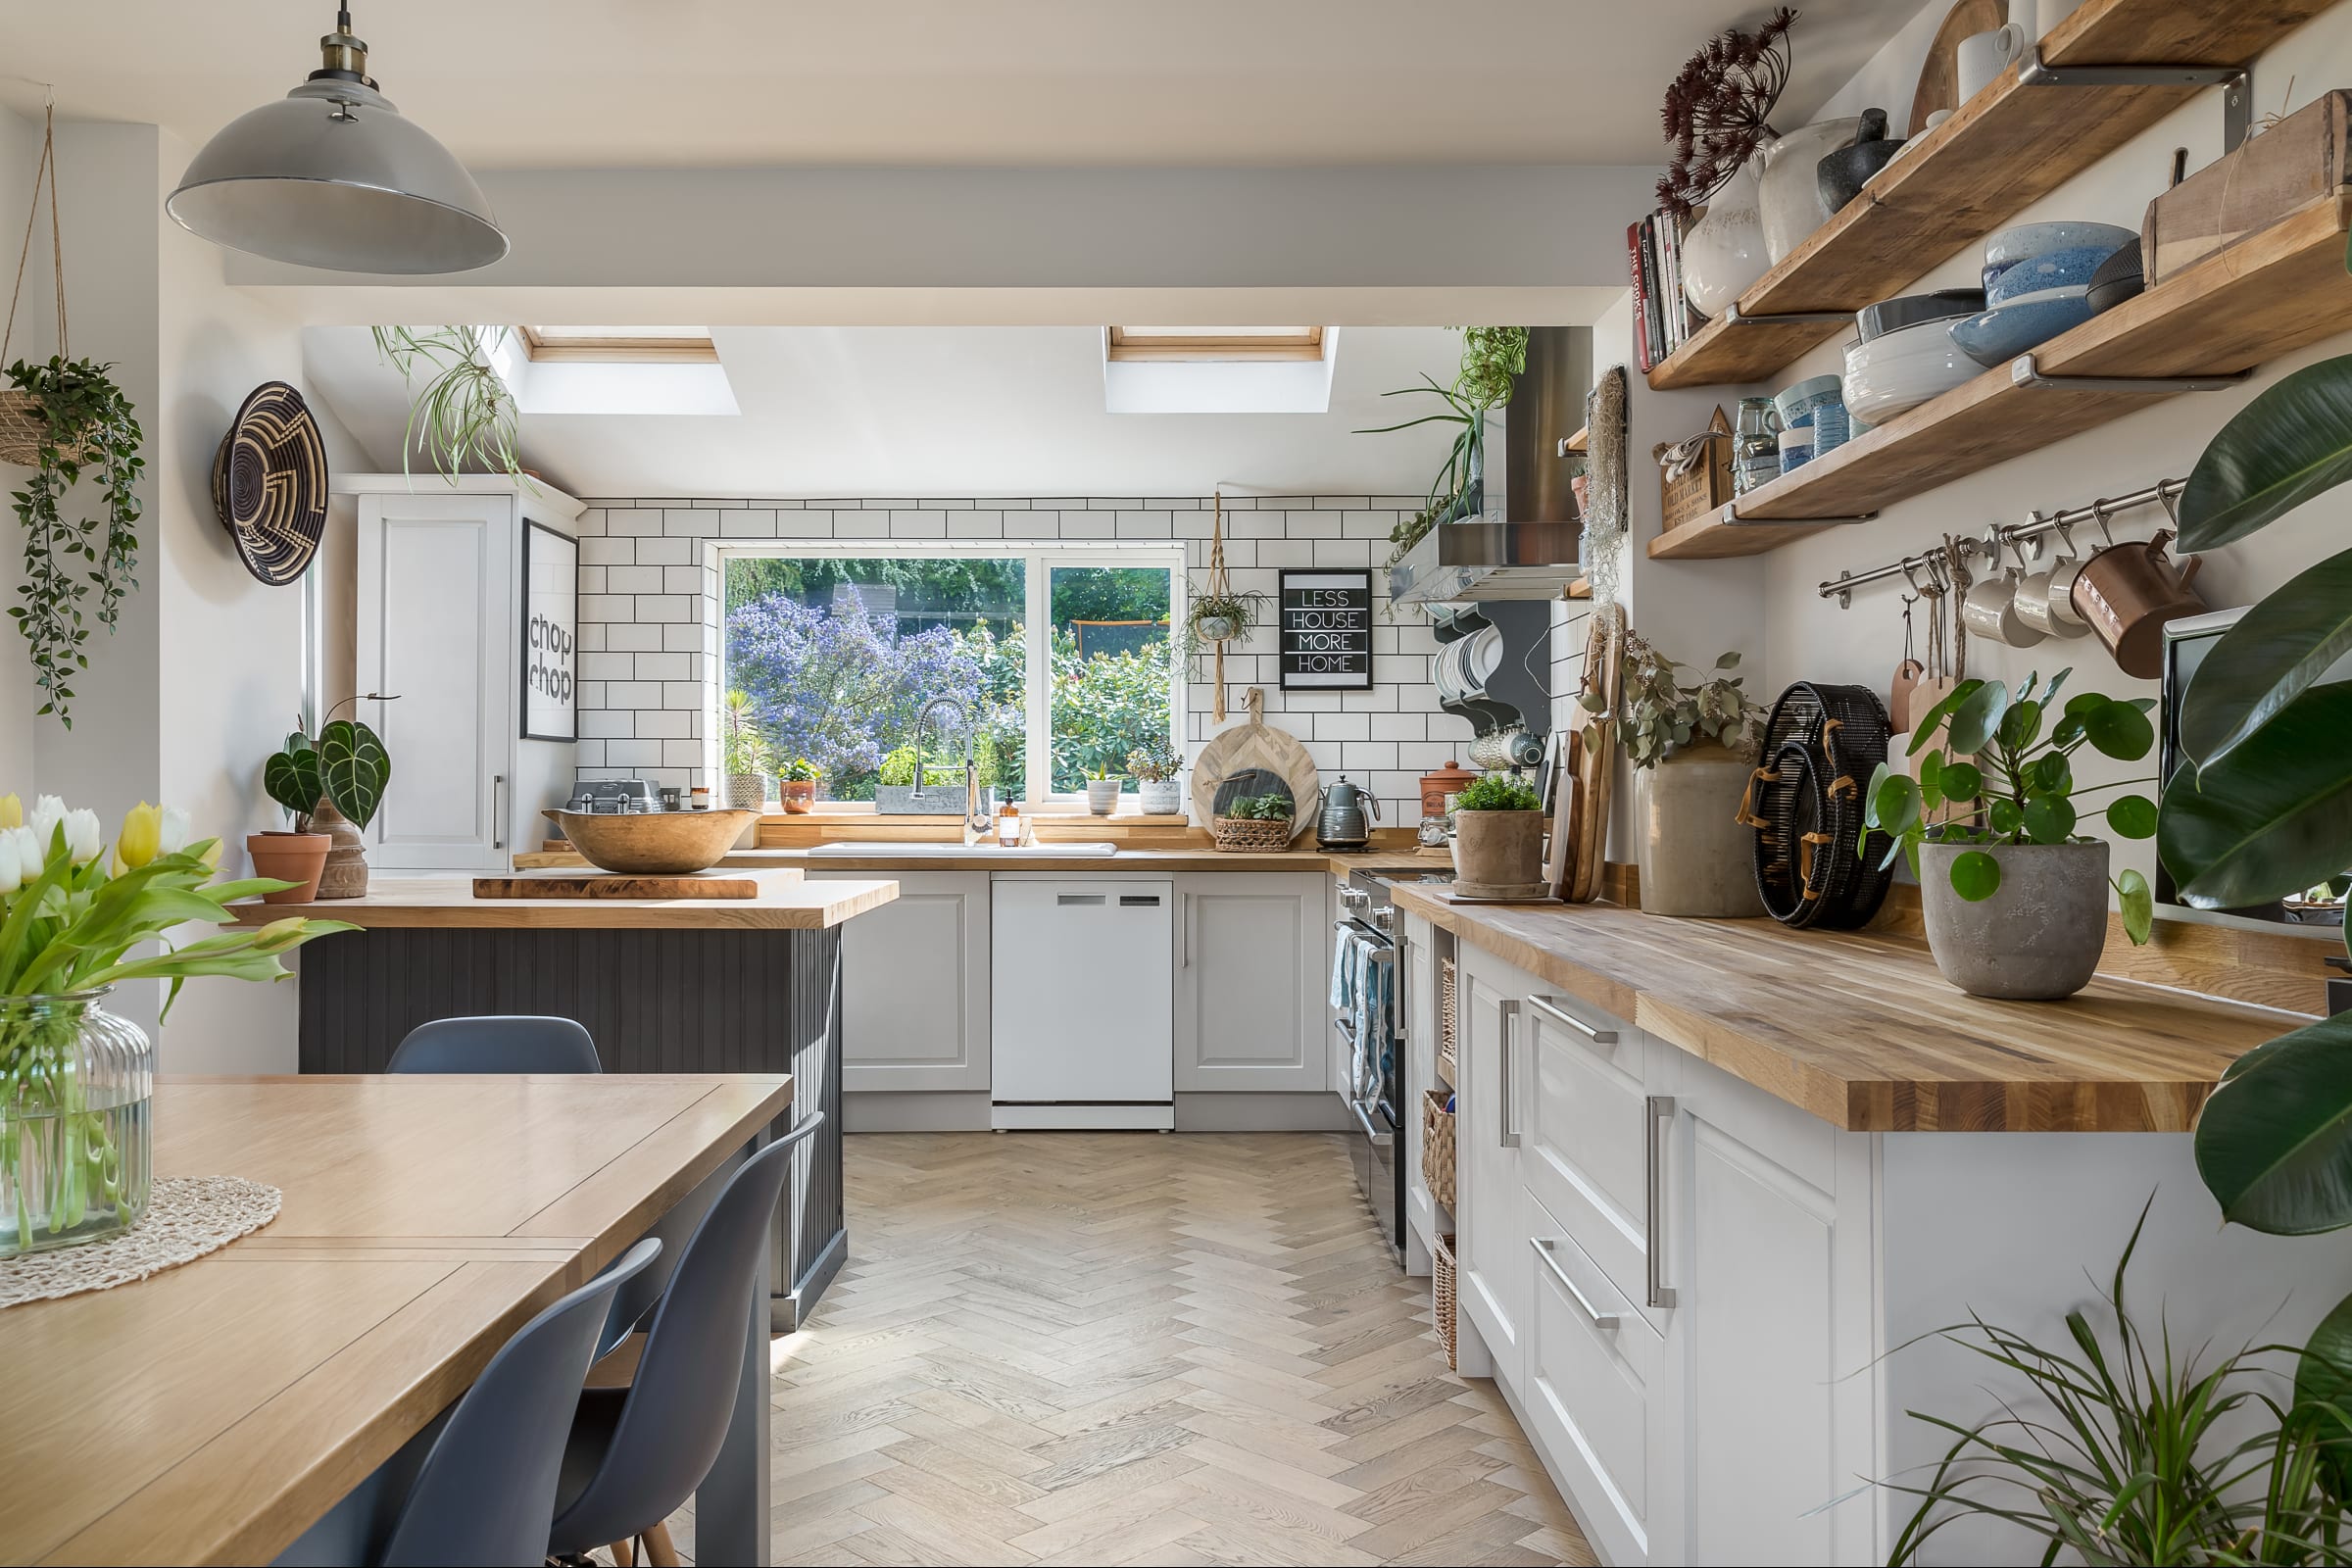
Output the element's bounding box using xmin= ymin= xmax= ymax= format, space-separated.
xmin=1498 ymin=999 xmax=1521 ymax=1149
xmin=1528 ymin=992 xmax=1618 ymax=1044
xmin=1645 ymin=1095 xmax=1677 ymax=1309
xmin=1533 ymin=1237 xmax=1620 ymax=1330
xmin=492 ymin=773 xmax=506 ymax=851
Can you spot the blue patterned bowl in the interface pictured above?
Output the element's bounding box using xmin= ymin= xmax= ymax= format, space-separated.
xmin=1983 ymin=221 xmax=2137 ymax=273
xmin=1948 ymin=291 xmax=2096 ymax=368
xmin=1987 ymin=244 xmax=2125 ymax=306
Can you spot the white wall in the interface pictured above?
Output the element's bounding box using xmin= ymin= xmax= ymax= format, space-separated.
xmin=0 ymin=101 xmax=55 ymax=783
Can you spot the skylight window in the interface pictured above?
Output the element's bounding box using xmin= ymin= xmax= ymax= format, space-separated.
xmin=1101 ymin=327 xmax=1338 ymax=414
xmin=1106 ymin=327 xmax=1327 ymax=363
xmin=518 ymin=326 xmax=718 ymax=364
xmin=487 ymin=328 xmax=738 ymax=416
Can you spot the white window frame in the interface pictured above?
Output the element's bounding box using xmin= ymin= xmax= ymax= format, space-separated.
xmin=717 ymin=539 xmax=1186 ymax=812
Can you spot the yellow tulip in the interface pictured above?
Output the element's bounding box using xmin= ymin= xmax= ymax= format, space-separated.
xmin=0 ymin=793 xmax=19 ymax=829
xmin=117 ymin=802 xmax=163 ymax=870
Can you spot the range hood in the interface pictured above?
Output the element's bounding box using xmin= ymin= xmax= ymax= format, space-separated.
xmin=1387 ymin=325 xmax=1590 ymax=608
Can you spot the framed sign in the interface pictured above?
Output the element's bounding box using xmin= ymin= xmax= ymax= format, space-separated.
xmin=1278 ymin=568 xmax=1374 ymax=690
xmin=520 ymin=519 xmax=578 ymax=741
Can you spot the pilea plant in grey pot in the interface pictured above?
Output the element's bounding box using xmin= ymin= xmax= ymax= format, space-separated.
xmin=1862 ymin=669 xmax=2157 ymax=1000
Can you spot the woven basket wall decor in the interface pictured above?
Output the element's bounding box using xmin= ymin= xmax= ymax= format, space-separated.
xmin=211 ymin=381 xmax=330 ymax=586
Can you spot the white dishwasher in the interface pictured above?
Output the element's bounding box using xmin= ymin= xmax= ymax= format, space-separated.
xmin=990 ymin=878 xmax=1174 ymax=1129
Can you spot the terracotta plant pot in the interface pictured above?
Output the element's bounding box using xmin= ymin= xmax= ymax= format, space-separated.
xmin=781 ymin=779 xmax=817 ymax=814
xmin=1919 ymin=840 xmax=2111 ymax=1000
xmin=246 ymin=831 xmax=329 ymax=904
xmin=1633 ymin=743 xmax=1766 ymax=918
xmin=1450 ymin=809 xmax=1546 ymax=890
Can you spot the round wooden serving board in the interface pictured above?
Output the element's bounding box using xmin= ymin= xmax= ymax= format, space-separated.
xmin=1190 ymin=688 xmax=1321 ymax=846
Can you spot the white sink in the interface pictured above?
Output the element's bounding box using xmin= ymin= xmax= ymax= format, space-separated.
xmin=802 ymin=840 xmax=1119 ymax=858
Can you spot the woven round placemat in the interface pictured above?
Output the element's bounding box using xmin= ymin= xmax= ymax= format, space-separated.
xmin=0 ymin=1176 xmax=281 ymax=1308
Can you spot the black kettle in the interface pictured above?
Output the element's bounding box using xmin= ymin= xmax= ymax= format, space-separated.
xmin=1318 ymin=775 xmax=1381 ymax=850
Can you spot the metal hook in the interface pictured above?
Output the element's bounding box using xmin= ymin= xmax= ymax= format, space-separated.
xmin=2089 ymin=497 xmax=2115 ymax=546
xmin=1901 ymin=559 xmax=1926 ymax=595
xmin=2052 ymin=516 xmax=2079 ymax=561
xmin=2158 ymin=486 xmax=2182 ymax=528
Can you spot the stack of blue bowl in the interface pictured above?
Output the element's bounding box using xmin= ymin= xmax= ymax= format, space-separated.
xmin=1774 ymin=374 xmax=1848 ymax=472
xmin=1950 ymin=221 xmax=2136 ymax=368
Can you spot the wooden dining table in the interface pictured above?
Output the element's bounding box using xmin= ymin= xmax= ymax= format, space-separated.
xmin=0 ymin=1073 xmax=794 ymax=1566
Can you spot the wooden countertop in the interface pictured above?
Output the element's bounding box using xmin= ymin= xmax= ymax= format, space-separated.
xmin=1393 ymin=886 xmax=2299 ymax=1135
xmin=515 ymin=844 xmax=1441 ymax=877
xmin=0 ymin=1073 xmax=791 ymax=1565
xmin=230 ymin=870 xmax=898 ymax=929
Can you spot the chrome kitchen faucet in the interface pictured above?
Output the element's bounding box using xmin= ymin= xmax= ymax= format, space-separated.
xmin=911 ymin=695 xmax=992 ymax=839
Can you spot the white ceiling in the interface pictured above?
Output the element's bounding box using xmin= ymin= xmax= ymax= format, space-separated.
xmin=7 ymin=1 xmax=1922 ymax=169
xmin=304 ymin=324 xmax=1487 ymax=498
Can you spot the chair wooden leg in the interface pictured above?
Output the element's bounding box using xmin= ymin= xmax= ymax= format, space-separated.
xmin=643 ymin=1521 xmax=681 ymax=1567
xmin=611 ymin=1537 xmax=635 ymax=1567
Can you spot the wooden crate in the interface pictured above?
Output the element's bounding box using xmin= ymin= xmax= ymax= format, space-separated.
xmin=2147 ymin=90 xmax=2352 ymax=283
xmin=1658 ymin=406 xmax=1734 ymax=533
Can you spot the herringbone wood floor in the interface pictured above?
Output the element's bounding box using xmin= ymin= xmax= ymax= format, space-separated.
xmin=655 ymin=1131 xmax=1593 ymax=1566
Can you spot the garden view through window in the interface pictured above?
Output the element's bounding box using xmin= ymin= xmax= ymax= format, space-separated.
xmin=724 ymin=550 xmax=1178 ymax=807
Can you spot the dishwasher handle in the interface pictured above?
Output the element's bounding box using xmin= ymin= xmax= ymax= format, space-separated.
xmin=1056 ymin=893 xmax=1107 ymax=906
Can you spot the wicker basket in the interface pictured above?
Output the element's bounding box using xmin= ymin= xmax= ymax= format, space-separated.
xmin=1438 ymin=956 xmax=1459 ymax=1083
xmin=0 ymin=390 xmax=75 ymax=468
xmin=1212 ymin=814 xmax=1293 ymax=853
xmin=1421 ymin=1088 xmax=1455 ymax=1210
xmin=1431 ymin=1231 xmax=1460 ymax=1370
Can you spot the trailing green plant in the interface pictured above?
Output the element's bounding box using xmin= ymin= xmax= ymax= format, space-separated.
xmin=1859 ymin=669 xmax=2160 ymax=943
xmin=1125 ymin=735 xmax=1182 ymax=784
xmin=6 ymin=356 xmax=143 ymax=728
xmin=720 ymin=689 xmax=773 ymax=778
xmin=1357 ymin=326 xmax=1531 ymax=525
xmin=1221 ymin=792 xmax=1293 ymax=822
xmin=1598 ymin=635 xmax=1763 ymax=769
xmin=369 ymin=326 xmax=526 ymax=484
xmin=1179 ymin=588 xmax=1272 ymax=660
xmin=1454 ymin=772 xmax=1540 ymax=813
xmin=1885 ymin=1200 xmax=2352 ymax=1565
xmin=263 ymin=697 xmax=394 ymax=830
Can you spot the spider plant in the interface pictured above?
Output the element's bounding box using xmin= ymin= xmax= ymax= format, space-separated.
xmin=1358 ymin=326 xmax=1529 ymax=528
xmin=369 ymin=326 xmax=527 ymax=484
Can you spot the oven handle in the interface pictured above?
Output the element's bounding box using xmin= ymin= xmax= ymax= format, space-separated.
xmin=1350 ymin=1096 xmax=1394 ymax=1149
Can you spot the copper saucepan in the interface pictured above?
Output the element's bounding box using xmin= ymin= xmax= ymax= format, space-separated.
xmin=2070 ymin=528 xmax=2204 ymax=679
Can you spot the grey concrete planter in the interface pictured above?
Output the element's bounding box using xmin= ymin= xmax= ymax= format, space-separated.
xmin=1138 ymin=778 xmax=1183 ymax=815
xmin=1633 ymin=744 xmax=1765 ymax=918
xmin=1919 ymin=840 xmax=2111 ymax=1000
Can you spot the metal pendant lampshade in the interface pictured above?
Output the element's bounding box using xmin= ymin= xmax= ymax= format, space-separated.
xmin=166 ymin=7 xmax=507 ymax=274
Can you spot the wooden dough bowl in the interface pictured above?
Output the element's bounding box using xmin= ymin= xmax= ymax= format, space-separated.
xmin=543 ymin=808 xmax=759 ymax=873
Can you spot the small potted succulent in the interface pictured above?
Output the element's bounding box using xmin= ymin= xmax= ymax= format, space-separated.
xmin=1083 ymin=751 xmax=1124 ymax=816
xmin=1125 ymin=736 xmax=1185 ymax=816
xmin=1862 ymin=669 xmax=2157 ymax=1000
xmin=1450 ymin=771 xmax=1545 ymax=891
xmin=1213 ymin=790 xmax=1296 ymax=853
xmin=778 ymin=757 xmax=822 ymax=814
xmin=263 ymin=700 xmax=392 ymax=900
xmin=1599 ymin=635 xmax=1765 ymax=917
xmin=720 ymin=689 xmax=772 ymax=811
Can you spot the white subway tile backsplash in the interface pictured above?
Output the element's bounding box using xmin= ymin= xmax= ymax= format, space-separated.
xmin=634 ymin=595 xmax=694 ymax=622
xmin=776 ymin=513 xmax=834 ymax=538
xmin=607 ymin=565 xmax=663 ymax=594
xmin=662 ymin=565 xmax=703 ymax=595
xmin=889 ymin=510 xmax=947 ymax=539
xmin=663 ymin=509 xmax=720 ymax=537
xmin=581 ymin=537 xmax=635 ymax=566
xmin=608 ymin=622 xmax=662 ymax=652
xmin=633 ymin=536 xmax=691 ymax=565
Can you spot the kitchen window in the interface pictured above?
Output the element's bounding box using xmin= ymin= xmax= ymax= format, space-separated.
xmin=722 ymin=543 xmax=1183 ymax=809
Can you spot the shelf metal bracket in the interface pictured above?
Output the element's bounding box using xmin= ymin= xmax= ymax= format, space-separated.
xmin=2017 ymin=47 xmax=2250 ymax=151
xmin=1722 ymin=303 xmax=1856 ymax=329
xmin=1717 ymin=504 xmax=1879 ymax=529
xmin=2009 ymin=354 xmax=2253 ymax=396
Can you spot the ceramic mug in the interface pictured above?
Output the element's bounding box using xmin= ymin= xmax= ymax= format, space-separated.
xmin=2071 ymin=530 xmax=2205 ymax=678
xmin=2015 ymin=562 xmax=2089 ymax=640
xmin=1963 ymin=567 xmax=2046 ymax=648
xmin=1957 ymin=23 xmax=2027 ymax=104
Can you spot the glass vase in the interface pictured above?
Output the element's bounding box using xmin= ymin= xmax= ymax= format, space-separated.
xmin=0 ymin=990 xmax=154 ymax=1257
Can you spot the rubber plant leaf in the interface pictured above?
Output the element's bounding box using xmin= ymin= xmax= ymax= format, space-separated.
xmin=319 ymin=719 xmax=391 ymax=830
xmin=2294 ymin=1287 xmax=2352 ymax=1500
xmin=2159 ymin=681 xmax=2352 ymax=908
xmin=2179 ymin=352 xmax=2352 ymax=550
xmin=2194 ymin=1011 xmax=2352 ymax=1234
xmin=2178 ymin=545 xmax=2352 ymax=771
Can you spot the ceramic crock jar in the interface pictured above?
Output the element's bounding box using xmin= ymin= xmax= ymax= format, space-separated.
xmin=0 ymin=989 xmax=154 ymax=1256
xmin=1680 ymin=164 xmax=1771 ymax=318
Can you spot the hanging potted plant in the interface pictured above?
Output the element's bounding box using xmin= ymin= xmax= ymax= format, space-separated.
xmin=263 ymin=699 xmax=393 ymax=899
xmin=1861 ymin=669 xmax=2158 ymax=1000
xmin=370 ymin=326 xmax=529 ymax=483
xmin=1125 ymin=736 xmax=1185 ymax=816
xmin=1359 ymin=325 xmax=1529 ymax=548
xmin=1603 ymin=635 xmax=1765 ymax=918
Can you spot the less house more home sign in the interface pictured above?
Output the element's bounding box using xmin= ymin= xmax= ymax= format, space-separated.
xmin=1278 ymin=568 xmax=1374 ymax=691
xmin=520 ymin=520 xmax=578 ymax=741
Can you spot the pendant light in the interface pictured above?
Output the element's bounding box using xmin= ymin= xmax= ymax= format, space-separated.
xmin=166 ymin=5 xmax=507 ymax=274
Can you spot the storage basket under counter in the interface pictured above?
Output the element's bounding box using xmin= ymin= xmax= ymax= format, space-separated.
xmin=1420 ymin=1088 xmax=1456 ymax=1211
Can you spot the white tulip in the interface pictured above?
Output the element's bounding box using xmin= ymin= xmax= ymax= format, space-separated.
xmin=157 ymin=805 xmax=191 ymax=857
xmin=62 ymin=808 xmax=102 ymax=865
xmin=4 ymin=825 xmax=41 ymax=886
xmin=0 ymin=835 xmax=18 ymax=896
xmin=25 ymin=795 xmax=64 ymax=855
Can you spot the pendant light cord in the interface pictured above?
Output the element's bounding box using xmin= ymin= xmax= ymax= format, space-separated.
xmin=2 ymin=93 xmax=66 ymax=368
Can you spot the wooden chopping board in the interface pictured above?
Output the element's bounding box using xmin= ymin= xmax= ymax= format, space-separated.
xmin=1908 ymin=0 xmax=2005 ymax=134
xmin=1568 ymin=605 xmax=1627 ymax=905
xmin=1190 ymin=687 xmax=1322 ymax=845
xmin=471 ymin=869 xmax=788 ymax=900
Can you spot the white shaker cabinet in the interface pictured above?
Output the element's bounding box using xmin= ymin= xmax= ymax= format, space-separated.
xmin=1456 ymin=943 xmax=1534 ymax=1383
xmin=1173 ymin=872 xmax=1324 ymax=1092
xmin=348 ymin=476 xmax=583 ymax=870
xmin=807 ymin=870 xmax=991 ymax=1093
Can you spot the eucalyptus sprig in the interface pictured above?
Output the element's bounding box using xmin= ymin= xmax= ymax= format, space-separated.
xmin=370 ymin=326 xmax=527 ymax=484
xmin=1598 ymin=635 xmax=1762 ymax=769
xmin=1861 ymin=668 xmax=2161 ymax=942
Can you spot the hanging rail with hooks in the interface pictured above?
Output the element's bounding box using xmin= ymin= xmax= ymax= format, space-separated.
xmin=1816 ymin=478 xmax=2186 ymax=607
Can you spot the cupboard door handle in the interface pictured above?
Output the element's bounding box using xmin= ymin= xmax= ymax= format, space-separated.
xmin=1528 ymin=993 xmax=1618 ymax=1044
xmin=492 ymin=774 xmax=506 ymax=851
xmin=1498 ymin=999 xmax=1521 ymax=1149
xmin=1533 ymin=1238 xmax=1620 ymax=1330
xmin=1645 ymin=1095 xmax=1677 ymax=1309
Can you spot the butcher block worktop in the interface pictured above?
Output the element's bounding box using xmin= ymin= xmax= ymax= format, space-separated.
xmin=514 ymin=844 xmax=1439 ymax=877
xmin=1393 ymin=885 xmax=2301 ymax=1135
xmin=230 ymin=870 xmax=898 ymax=929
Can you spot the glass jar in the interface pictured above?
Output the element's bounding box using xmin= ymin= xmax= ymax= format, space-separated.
xmin=1733 ymin=396 xmax=1784 ymax=496
xmin=0 ymin=990 xmax=154 ymax=1257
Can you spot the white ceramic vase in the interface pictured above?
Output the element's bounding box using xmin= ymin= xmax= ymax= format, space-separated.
xmin=1681 ymin=165 xmax=1771 ymax=318
xmin=1755 ymin=118 xmax=1861 ymax=264
xmin=1086 ymin=779 xmax=1121 ymax=815
xmin=1633 ymin=744 xmax=1766 ymax=919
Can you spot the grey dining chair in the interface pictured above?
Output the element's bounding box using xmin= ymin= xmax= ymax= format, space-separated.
xmin=385 ymin=1014 xmax=602 ymax=1074
xmin=374 ymin=1236 xmax=662 ymax=1566
xmin=546 ymin=1113 xmax=825 ymax=1567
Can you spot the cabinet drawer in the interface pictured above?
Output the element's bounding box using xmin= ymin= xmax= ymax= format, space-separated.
xmin=1522 ymin=991 xmax=1654 ymax=1310
xmin=1525 ymin=1207 xmax=1658 ymax=1564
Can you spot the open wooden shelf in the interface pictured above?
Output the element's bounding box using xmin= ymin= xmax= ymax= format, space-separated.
xmin=1650 ymin=191 xmax=2352 ymax=561
xmin=1645 ymin=0 xmax=2331 ymax=392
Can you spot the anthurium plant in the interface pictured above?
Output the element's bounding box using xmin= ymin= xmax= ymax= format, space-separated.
xmin=264 ymin=700 xmax=392 ymax=830
xmin=1859 ymin=668 xmax=2160 ymax=943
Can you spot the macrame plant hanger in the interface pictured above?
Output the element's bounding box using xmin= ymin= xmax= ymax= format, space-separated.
xmin=0 ymin=95 xmax=69 ymax=467
xmin=1206 ymin=488 xmax=1233 ymax=722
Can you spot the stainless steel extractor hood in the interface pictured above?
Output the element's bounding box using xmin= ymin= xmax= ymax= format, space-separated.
xmin=1387 ymin=324 xmax=1590 ymax=608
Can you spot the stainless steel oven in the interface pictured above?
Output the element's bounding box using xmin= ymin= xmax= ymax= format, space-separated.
xmin=1337 ymin=866 xmax=1453 ymax=1262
